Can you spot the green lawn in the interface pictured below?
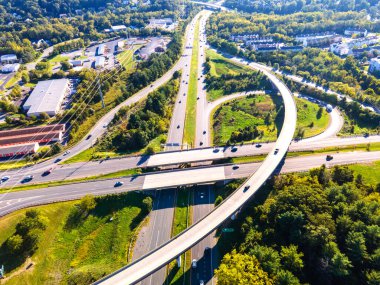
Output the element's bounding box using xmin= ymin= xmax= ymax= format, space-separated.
xmin=295 ymin=98 xmax=329 ymax=138
xmin=184 ymin=17 xmax=201 ymax=146
xmin=167 ymin=188 xmax=191 ymax=285
xmin=48 ymin=54 xmax=70 ymax=63
xmin=212 ymin=94 xmax=282 ymax=145
xmin=206 ymin=49 xmax=251 ymax=77
xmin=116 ymin=45 xmax=141 ymax=72
xmin=0 ymin=159 xmax=34 ymax=171
xmin=348 ymin=160 xmax=380 ymax=185
xmin=0 ymin=193 xmax=149 ymax=285
xmin=339 ymin=112 xmax=379 ymax=136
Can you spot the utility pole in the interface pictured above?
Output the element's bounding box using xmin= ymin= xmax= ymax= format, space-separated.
xmin=97 ymin=77 xmax=105 ymax=108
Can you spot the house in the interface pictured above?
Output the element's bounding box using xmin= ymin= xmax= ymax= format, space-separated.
xmin=296 ymin=33 xmax=341 ymax=47
xmin=330 ymin=43 xmax=350 ymax=56
xmin=344 ymin=28 xmax=368 ymax=37
xmin=97 ymin=44 xmax=106 ymax=56
xmin=369 ymin=57 xmax=380 ymax=74
xmin=147 ymin=18 xmax=177 ymax=31
xmin=1 ymin=54 xmax=18 ymax=64
xmin=1 ymin=63 xmax=20 ymax=73
xmin=111 ymin=25 xmax=127 ymax=32
xmin=280 ymin=45 xmax=304 ymax=52
xmin=69 ymin=60 xmax=83 ymax=67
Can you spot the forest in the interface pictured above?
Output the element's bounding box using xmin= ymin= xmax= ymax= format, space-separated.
xmin=224 ymin=0 xmax=380 ymax=16
xmin=216 ymin=165 xmax=380 ymax=285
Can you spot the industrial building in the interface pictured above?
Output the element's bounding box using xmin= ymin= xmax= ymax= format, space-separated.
xmin=0 ymin=142 xmax=39 ymax=158
xmin=23 ymin=79 xmax=70 ymax=117
xmin=95 ymin=56 xmax=105 ymax=68
xmin=0 ymin=124 xmax=65 ymax=147
xmin=97 ymin=44 xmax=105 ymax=56
xmin=0 ymin=54 xmax=18 ymax=64
xmin=1 ymin=63 xmax=20 ymax=73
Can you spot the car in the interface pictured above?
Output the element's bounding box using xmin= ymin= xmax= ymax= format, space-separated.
xmin=177 ymin=125 xmax=180 ymax=129
xmin=274 ymin=148 xmax=279 ymax=155
xmin=183 ymin=93 xmax=186 ymax=96
xmin=200 ymin=141 xmax=203 ymax=146
xmin=86 ymin=134 xmax=92 ymax=140
xmin=213 ymin=148 xmax=220 ymax=153
xmin=22 ymin=175 xmax=34 ymax=183
xmin=256 ymin=143 xmax=262 ymax=148
xmin=1 ymin=176 xmax=10 ymax=182
xmin=192 ymin=259 xmax=197 ymax=268
xmin=203 ymin=130 xmax=206 ymax=134
xmin=197 ymin=97 xmax=200 ymax=100
xmin=231 ymin=147 xmax=238 ymax=152
xmin=63 ymin=151 xmax=70 ymax=156
xmin=103 ymin=123 xmax=108 ymax=128
xmin=243 ymin=185 xmax=250 ymax=192
xmin=150 ymin=84 xmax=154 ymax=87
xmin=42 ymin=168 xmax=53 ymax=176
xmin=179 ymin=100 xmax=181 ymax=103
xmin=232 ymin=165 xmax=239 ymax=170
xmin=114 ymin=181 xmax=124 ymax=187
xmin=200 ymin=281 xmax=204 ymax=285
xmin=54 ymin=158 xmax=62 ymax=163
xmin=326 ymin=155 xmax=333 ymax=161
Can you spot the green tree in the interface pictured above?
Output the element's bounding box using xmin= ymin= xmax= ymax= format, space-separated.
xmin=332 ymin=166 xmax=354 ymax=185
xmin=77 ymin=195 xmax=96 ymax=217
xmin=280 ymin=245 xmax=304 ymax=273
xmin=5 ymin=234 xmax=23 ymax=253
xmin=142 ymin=197 xmax=153 ymax=213
xmin=216 ymin=250 xmax=274 ymax=285
xmin=274 ymin=270 xmax=300 ymax=285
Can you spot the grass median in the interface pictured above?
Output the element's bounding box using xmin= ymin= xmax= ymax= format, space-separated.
xmin=184 ymin=17 xmax=201 ymax=146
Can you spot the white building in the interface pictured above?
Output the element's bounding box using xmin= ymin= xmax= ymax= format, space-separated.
xmin=147 ymin=18 xmax=177 ymax=31
xmin=23 ymin=79 xmax=70 ymax=117
xmin=95 ymin=56 xmax=105 ymax=68
xmin=97 ymin=44 xmax=105 ymax=56
xmin=347 ymin=36 xmax=379 ymax=49
xmin=111 ymin=25 xmax=127 ymax=32
xmin=0 ymin=142 xmax=39 ymax=158
xmin=344 ymin=28 xmax=368 ymax=37
xmin=69 ymin=60 xmax=83 ymax=67
xmin=1 ymin=63 xmax=20 ymax=73
xmin=369 ymin=58 xmax=380 ymax=74
xmin=330 ymin=43 xmax=350 ymax=56
xmin=1 ymin=54 xmax=18 ymax=64
xmin=296 ymin=33 xmax=341 ymax=47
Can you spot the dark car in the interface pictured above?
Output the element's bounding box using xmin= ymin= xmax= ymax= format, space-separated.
xmin=256 ymin=143 xmax=262 ymax=148
xmin=243 ymin=185 xmax=250 ymax=192
xmin=326 ymin=155 xmax=333 ymax=161
xmin=232 ymin=165 xmax=239 ymax=170
xmin=231 ymin=147 xmax=238 ymax=153
xmin=42 ymin=168 xmax=52 ymax=176
xmin=114 ymin=181 xmax=124 ymax=187
xmin=274 ymin=148 xmax=279 ymax=155
xmin=86 ymin=134 xmax=92 ymax=140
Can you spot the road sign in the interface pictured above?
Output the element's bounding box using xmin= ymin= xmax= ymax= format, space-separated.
xmin=222 ymin=228 xmax=234 ymax=233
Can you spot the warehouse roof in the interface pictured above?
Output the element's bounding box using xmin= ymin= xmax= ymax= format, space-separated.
xmin=0 ymin=142 xmax=39 ymax=157
xmin=23 ymin=79 xmax=69 ymax=116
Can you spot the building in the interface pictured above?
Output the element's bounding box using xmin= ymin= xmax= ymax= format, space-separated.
xmin=344 ymin=28 xmax=368 ymax=37
xmin=23 ymin=79 xmax=70 ymax=117
xmin=139 ymin=38 xmax=169 ymax=60
xmin=0 ymin=142 xmax=39 ymax=158
xmin=111 ymin=25 xmax=127 ymax=32
xmin=0 ymin=124 xmax=65 ymax=147
xmin=330 ymin=43 xmax=350 ymax=56
xmin=254 ymin=43 xmax=279 ymax=52
xmin=347 ymin=36 xmax=379 ymax=49
xmin=69 ymin=60 xmax=83 ymax=67
xmin=95 ymin=56 xmax=105 ymax=68
xmin=97 ymin=44 xmax=105 ymax=56
xmin=1 ymin=54 xmax=18 ymax=64
xmin=147 ymin=18 xmax=177 ymax=31
xmin=117 ymin=41 xmax=125 ymax=50
xmin=280 ymin=45 xmax=304 ymax=52
xmin=1 ymin=63 xmax=20 ymax=73
xmin=369 ymin=58 xmax=380 ymax=74
xmin=295 ymin=33 xmax=341 ymax=47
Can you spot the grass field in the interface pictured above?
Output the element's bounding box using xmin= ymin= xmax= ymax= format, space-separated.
xmin=48 ymin=54 xmax=70 ymax=63
xmin=0 ymin=159 xmax=34 ymax=171
xmin=206 ymin=49 xmax=253 ymax=101
xmin=212 ymin=94 xmax=282 ymax=144
xmin=348 ymin=160 xmax=380 ymax=185
xmin=295 ymin=97 xmax=329 ymax=138
xmin=206 ymin=49 xmax=251 ymax=77
xmin=184 ymin=17 xmax=201 ymax=146
xmin=116 ymin=45 xmax=141 ymax=71
xmin=0 ymin=193 xmax=149 ymax=285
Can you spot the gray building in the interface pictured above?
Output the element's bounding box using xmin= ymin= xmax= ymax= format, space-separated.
xmin=23 ymin=79 xmax=70 ymax=117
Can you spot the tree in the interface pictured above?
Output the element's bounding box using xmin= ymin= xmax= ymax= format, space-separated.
xmin=77 ymin=195 xmax=96 ymax=217
xmin=22 ymin=72 xmax=30 ymax=83
xmin=215 ymin=195 xmax=223 ymax=206
xmin=274 ymin=270 xmax=300 ymax=285
xmin=331 ymin=166 xmax=354 ymax=185
xmin=39 ymin=112 xmax=50 ymax=121
xmin=5 ymin=234 xmax=23 ymax=253
xmin=142 ymin=197 xmax=153 ymax=213
xmin=280 ymin=245 xmax=304 ymax=273
xmin=61 ymin=60 xmax=72 ymax=71
xmin=250 ymin=245 xmax=281 ymax=275
xmin=216 ymin=250 xmax=274 ymax=285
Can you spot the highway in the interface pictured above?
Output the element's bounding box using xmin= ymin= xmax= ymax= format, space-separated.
xmin=1 ymin=151 xmax=379 ymax=218
xmin=1 ymin=135 xmax=379 ymax=188
xmin=93 ymin=42 xmax=298 ymax=284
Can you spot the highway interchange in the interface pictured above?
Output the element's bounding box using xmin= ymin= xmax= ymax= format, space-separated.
xmin=1 ymin=4 xmax=380 ymax=285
